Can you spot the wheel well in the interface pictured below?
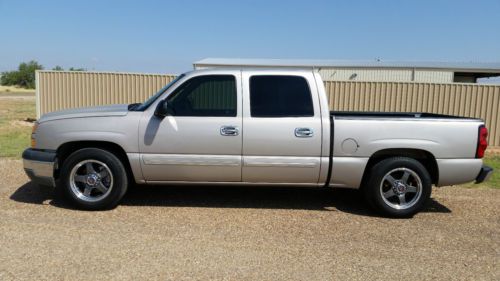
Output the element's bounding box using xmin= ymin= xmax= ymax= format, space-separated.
xmin=55 ymin=141 xmax=133 ymax=181
xmin=360 ymin=148 xmax=439 ymax=187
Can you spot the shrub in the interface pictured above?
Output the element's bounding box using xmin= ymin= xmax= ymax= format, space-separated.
xmin=68 ymin=67 xmax=86 ymax=71
xmin=0 ymin=60 xmax=43 ymax=89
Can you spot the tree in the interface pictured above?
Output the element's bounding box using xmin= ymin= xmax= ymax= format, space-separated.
xmin=0 ymin=60 xmax=43 ymax=89
xmin=51 ymin=66 xmax=86 ymax=71
xmin=68 ymin=67 xmax=86 ymax=71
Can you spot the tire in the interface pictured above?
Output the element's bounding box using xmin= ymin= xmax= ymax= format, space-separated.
xmin=58 ymin=148 xmax=128 ymax=210
xmin=363 ymin=157 xmax=432 ymax=218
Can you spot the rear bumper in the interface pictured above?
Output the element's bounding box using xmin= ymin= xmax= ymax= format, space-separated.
xmin=22 ymin=148 xmax=57 ymax=187
xmin=475 ymin=165 xmax=493 ymax=184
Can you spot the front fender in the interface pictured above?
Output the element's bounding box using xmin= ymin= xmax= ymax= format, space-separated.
xmin=34 ymin=114 xmax=141 ymax=152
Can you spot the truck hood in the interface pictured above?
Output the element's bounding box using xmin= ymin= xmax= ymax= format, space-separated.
xmin=39 ymin=104 xmax=129 ymax=123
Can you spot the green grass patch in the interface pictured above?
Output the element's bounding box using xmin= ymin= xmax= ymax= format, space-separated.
xmin=0 ymin=127 xmax=32 ymax=157
xmin=467 ymin=155 xmax=500 ymax=189
xmin=0 ymin=98 xmax=35 ymax=157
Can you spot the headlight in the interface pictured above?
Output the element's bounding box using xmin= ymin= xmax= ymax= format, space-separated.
xmin=32 ymin=122 xmax=39 ymax=134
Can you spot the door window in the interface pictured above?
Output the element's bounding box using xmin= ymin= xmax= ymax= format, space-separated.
xmin=167 ymin=75 xmax=237 ymax=117
xmin=250 ymin=75 xmax=314 ymax=117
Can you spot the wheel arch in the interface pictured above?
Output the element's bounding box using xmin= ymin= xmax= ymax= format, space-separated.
xmin=360 ymin=148 xmax=439 ymax=188
xmin=55 ymin=141 xmax=135 ymax=183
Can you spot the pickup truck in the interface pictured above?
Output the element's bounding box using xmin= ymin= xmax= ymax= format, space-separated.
xmin=23 ymin=68 xmax=493 ymax=217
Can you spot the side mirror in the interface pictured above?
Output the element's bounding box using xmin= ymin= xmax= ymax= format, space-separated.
xmin=154 ymin=100 xmax=172 ymax=118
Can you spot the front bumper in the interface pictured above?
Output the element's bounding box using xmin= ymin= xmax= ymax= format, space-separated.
xmin=22 ymin=148 xmax=57 ymax=187
xmin=475 ymin=165 xmax=493 ymax=184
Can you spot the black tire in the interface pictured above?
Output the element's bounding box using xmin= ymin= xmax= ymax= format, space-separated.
xmin=58 ymin=148 xmax=128 ymax=210
xmin=363 ymin=157 xmax=432 ymax=218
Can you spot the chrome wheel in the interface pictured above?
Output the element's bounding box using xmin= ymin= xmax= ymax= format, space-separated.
xmin=69 ymin=160 xmax=113 ymax=203
xmin=379 ymin=168 xmax=422 ymax=210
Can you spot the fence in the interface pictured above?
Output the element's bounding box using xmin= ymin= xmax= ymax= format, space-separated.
xmin=325 ymin=81 xmax=500 ymax=146
xmin=36 ymin=71 xmax=176 ymax=117
xmin=36 ymin=71 xmax=500 ymax=146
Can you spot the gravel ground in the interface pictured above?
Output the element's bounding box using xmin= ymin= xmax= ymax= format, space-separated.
xmin=0 ymin=159 xmax=498 ymax=281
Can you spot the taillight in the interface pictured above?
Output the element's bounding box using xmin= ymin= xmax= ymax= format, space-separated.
xmin=476 ymin=125 xmax=488 ymax=158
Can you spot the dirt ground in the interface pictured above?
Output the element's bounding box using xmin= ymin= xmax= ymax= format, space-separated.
xmin=0 ymin=159 xmax=499 ymax=281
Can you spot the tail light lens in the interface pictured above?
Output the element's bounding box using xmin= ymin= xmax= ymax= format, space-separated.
xmin=476 ymin=125 xmax=488 ymax=158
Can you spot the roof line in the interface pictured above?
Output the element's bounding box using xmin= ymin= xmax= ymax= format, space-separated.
xmin=194 ymin=58 xmax=500 ymax=72
xmin=36 ymin=70 xmax=177 ymax=76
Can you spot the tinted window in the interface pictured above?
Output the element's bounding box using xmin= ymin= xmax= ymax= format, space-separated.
xmin=167 ymin=75 xmax=237 ymax=117
xmin=250 ymin=76 xmax=313 ymax=117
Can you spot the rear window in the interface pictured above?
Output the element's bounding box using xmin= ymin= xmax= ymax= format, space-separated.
xmin=250 ymin=75 xmax=314 ymax=117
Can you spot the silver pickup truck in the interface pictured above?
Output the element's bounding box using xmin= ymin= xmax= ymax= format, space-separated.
xmin=23 ymin=68 xmax=493 ymax=217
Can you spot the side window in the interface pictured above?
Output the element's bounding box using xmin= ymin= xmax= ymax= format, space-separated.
xmin=250 ymin=75 xmax=314 ymax=117
xmin=167 ymin=75 xmax=237 ymax=117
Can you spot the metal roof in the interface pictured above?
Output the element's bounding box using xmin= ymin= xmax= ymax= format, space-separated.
xmin=194 ymin=58 xmax=500 ymax=73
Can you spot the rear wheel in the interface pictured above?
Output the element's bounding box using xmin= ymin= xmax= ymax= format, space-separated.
xmin=59 ymin=148 xmax=128 ymax=210
xmin=364 ymin=157 xmax=432 ymax=218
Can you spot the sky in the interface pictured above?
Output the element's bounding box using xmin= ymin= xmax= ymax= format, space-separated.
xmin=1 ymin=0 xmax=500 ymax=74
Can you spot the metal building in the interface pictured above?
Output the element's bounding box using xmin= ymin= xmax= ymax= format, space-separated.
xmin=193 ymin=58 xmax=500 ymax=83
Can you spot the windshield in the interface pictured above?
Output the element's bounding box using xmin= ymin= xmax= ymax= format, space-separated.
xmin=133 ymin=74 xmax=185 ymax=111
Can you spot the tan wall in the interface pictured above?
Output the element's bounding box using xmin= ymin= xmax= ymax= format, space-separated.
xmin=36 ymin=71 xmax=176 ymax=117
xmin=37 ymin=71 xmax=500 ymax=146
xmin=325 ymin=81 xmax=500 ymax=146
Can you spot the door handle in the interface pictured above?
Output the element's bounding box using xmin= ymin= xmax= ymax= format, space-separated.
xmin=295 ymin=127 xmax=314 ymax=138
xmin=220 ymin=126 xmax=239 ymax=136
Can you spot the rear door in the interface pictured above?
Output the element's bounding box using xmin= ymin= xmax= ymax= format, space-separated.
xmin=241 ymin=70 xmax=323 ymax=183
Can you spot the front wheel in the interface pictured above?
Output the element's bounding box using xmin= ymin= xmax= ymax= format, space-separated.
xmin=59 ymin=148 xmax=128 ymax=210
xmin=364 ymin=157 xmax=432 ymax=218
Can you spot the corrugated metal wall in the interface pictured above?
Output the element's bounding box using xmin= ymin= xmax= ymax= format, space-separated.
xmin=36 ymin=71 xmax=176 ymax=117
xmin=37 ymin=71 xmax=500 ymax=146
xmin=325 ymin=81 xmax=500 ymax=146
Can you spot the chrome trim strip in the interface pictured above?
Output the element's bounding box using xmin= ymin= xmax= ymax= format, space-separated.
xmin=243 ymin=156 xmax=320 ymax=168
xmin=141 ymin=154 xmax=241 ymax=166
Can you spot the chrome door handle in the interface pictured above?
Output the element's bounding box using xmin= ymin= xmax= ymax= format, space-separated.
xmin=220 ymin=126 xmax=239 ymax=136
xmin=295 ymin=127 xmax=314 ymax=138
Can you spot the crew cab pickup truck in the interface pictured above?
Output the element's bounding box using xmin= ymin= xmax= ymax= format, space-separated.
xmin=23 ymin=68 xmax=493 ymax=217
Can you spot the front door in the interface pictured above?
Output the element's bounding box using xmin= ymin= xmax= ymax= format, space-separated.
xmin=241 ymin=71 xmax=323 ymax=183
xmin=139 ymin=71 xmax=242 ymax=182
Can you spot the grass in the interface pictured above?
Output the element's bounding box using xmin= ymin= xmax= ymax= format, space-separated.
xmin=0 ymin=96 xmax=35 ymax=157
xmin=0 ymin=94 xmax=498 ymax=188
xmin=467 ymin=155 xmax=500 ymax=189
xmin=0 ymin=85 xmax=35 ymax=93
